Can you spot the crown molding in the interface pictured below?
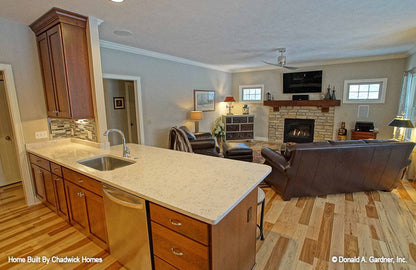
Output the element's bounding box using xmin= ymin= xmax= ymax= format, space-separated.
xmin=231 ymin=52 xmax=409 ymax=73
xmin=99 ymin=40 xmax=230 ymax=73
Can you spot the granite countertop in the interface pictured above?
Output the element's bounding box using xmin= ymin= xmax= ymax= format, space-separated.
xmin=26 ymin=139 xmax=271 ymax=225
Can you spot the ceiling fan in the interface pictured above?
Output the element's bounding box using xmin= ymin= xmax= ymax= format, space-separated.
xmin=263 ymin=48 xmax=298 ymax=70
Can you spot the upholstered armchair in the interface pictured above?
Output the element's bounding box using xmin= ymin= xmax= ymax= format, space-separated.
xmin=169 ymin=126 xmax=220 ymax=157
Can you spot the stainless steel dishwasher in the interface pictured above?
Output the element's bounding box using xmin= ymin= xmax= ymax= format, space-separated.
xmin=102 ymin=184 xmax=152 ymax=270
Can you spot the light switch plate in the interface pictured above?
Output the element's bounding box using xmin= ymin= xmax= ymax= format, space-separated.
xmin=35 ymin=131 xmax=48 ymax=139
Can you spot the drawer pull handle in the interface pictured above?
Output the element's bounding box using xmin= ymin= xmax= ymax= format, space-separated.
xmin=54 ymin=168 xmax=59 ymax=171
xmin=171 ymin=248 xmax=184 ymax=256
xmin=36 ymin=159 xmax=41 ymax=163
xmin=78 ymin=179 xmax=84 ymax=183
xmin=169 ymin=219 xmax=182 ymax=226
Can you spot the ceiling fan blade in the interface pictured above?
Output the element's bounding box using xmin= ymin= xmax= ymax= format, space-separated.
xmin=283 ymin=65 xmax=298 ymax=70
xmin=263 ymin=61 xmax=283 ymax=67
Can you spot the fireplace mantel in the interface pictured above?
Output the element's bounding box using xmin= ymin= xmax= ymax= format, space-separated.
xmin=263 ymin=100 xmax=341 ymax=113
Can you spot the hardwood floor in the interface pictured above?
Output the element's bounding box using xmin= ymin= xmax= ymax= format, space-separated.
xmin=1 ymin=180 xmax=415 ymax=270
xmin=256 ymin=180 xmax=416 ymax=270
xmin=0 ymin=184 xmax=124 ymax=270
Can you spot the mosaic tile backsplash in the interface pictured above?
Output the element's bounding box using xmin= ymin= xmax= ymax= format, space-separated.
xmin=49 ymin=119 xmax=97 ymax=142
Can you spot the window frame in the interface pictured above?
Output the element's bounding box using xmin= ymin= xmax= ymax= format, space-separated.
xmin=239 ymin=84 xmax=264 ymax=103
xmin=343 ymin=78 xmax=387 ymax=104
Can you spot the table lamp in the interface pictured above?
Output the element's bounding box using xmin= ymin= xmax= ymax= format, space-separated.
xmin=190 ymin=111 xmax=203 ymax=132
xmin=224 ymin=96 xmax=236 ymax=115
xmin=388 ymin=115 xmax=414 ymax=141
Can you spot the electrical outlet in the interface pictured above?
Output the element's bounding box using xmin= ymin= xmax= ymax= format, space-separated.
xmin=87 ymin=131 xmax=92 ymax=140
xmin=35 ymin=131 xmax=48 ymax=139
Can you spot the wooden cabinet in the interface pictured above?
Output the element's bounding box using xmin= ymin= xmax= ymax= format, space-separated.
xmin=30 ymin=8 xmax=94 ymax=119
xmin=30 ymin=164 xmax=46 ymax=201
xmin=223 ymin=115 xmax=254 ymax=141
xmin=64 ymin=170 xmax=108 ymax=249
xmin=150 ymin=188 xmax=257 ymax=270
xmin=351 ymin=130 xmax=377 ymax=140
xmin=29 ymin=153 xmax=107 ymax=249
xmin=53 ymin=174 xmax=68 ymax=218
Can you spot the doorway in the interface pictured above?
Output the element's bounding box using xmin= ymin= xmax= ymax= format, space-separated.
xmin=102 ymin=77 xmax=143 ymax=146
xmin=0 ymin=71 xmax=21 ymax=187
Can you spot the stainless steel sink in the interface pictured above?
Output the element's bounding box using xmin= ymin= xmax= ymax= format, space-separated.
xmin=78 ymin=155 xmax=135 ymax=171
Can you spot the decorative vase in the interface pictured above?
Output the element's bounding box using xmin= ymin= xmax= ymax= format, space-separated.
xmin=331 ymin=90 xmax=336 ymax=100
xmin=324 ymin=85 xmax=331 ymax=100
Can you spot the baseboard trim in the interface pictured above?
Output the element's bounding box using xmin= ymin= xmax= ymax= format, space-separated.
xmin=254 ymin=136 xmax=268 ymax=141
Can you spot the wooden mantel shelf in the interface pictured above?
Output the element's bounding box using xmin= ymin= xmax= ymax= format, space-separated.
xmin=263 ymin=100 xmax=341 ymax=113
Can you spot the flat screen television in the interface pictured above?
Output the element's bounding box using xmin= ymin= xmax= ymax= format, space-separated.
xmin=283 ymin=70 xmax=322 ymax=93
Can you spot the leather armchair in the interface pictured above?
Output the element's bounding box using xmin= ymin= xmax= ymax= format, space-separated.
xmin=177 ymin=126 xmax=220 ymax=157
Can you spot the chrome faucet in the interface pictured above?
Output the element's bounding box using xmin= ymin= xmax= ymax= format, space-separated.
xmin=103 ymin=129 xmax=130 ymax=157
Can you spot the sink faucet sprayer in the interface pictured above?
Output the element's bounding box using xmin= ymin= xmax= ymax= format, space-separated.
xmin=103 ymin=129 xmax=130 ymax=158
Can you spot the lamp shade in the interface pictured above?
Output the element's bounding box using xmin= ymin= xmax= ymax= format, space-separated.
xmin=190 ymin=111 xmax=203 ymax=120
xmin=224 ymin=96 xmax=236 ymax=103
xmin=388 ymin=117 xmax=414 ymax=128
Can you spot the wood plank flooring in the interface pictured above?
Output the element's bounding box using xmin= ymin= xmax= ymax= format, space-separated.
xmin=256 ymin=180 xmax=416 ymax=270
xmin=0 ymin=184 xmax=124 ymax=270
xmin=1 ymin=179 xmax=415 ymax=269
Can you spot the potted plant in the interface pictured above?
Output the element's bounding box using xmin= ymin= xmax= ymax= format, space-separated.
xmin=212 ymin=117 xmax=225 ymax=147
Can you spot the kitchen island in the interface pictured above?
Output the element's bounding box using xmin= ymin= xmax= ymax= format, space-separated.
xmin=26 ymin=139 xmax=271 ymax=269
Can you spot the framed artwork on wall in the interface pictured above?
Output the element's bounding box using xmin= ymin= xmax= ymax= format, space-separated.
xmin=194 ymin=90 xmax=215 ymax=111
xmin=113 ymin=97 xmax=125 ymax=110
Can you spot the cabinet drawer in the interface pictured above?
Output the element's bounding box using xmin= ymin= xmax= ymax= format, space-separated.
xmin=154 ymin=256 xmax=178 ymax=270
xmin=62 ymin=168 xmax=102 ymax=196
xmin=151 ymin=222 xmax=209 ymax=270
xmin=51 ymin=163 xmax=62 ymax=177
xmin=149 ymin=203 xmax=209 ymax=245
xmin=29 ymin=154 xmax=50 ymax=171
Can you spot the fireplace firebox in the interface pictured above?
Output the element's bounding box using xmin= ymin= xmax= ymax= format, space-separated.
xmin=284 ymin=118 xmax=315 ymax=143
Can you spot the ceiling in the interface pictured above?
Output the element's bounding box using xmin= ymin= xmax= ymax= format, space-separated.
xmin=1 ymin=0 xmax=416 ymax=71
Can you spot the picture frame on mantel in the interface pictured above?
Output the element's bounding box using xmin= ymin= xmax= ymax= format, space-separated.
xmin=194 ymin=90 xmax=215 ymax=111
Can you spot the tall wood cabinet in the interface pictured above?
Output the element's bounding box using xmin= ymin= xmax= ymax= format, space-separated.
xmin=30 ymin=8 xmax=94 ymax=119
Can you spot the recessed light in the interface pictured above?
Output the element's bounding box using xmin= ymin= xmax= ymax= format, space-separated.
xmin=110 ymin=0 xmax=124 ymax=2
xmin=113 ymin=30 xmax=132 ymax=36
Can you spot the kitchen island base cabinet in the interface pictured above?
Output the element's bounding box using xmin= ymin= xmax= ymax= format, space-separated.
xmin=65 ymin=180 xmax=108 ymax=250
xmin=150 ymin=188 xmax=258 ymax=270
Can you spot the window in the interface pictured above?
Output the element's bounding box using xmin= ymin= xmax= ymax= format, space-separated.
xmin=343 ymin=78 xmax=387 ymax=103
xmin=239 ymin=85 xmax=264 ymax=103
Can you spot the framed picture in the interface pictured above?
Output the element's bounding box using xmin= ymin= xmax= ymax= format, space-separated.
xmin=194 ymin=90 xmax=215 ymax=111
xmin=113 ymin=97 xmax=125 ymax=110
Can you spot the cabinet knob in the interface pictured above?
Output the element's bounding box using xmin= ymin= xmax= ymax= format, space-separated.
xmin=170 ymin=248 xmax=184 ymax=256
xmin=79 ymin=192 xmax=84 ymax=197
xmin=169 ymin=219 xmax=182 ymax=226
xmin=5 ymin=136 xmax=11 ymax=141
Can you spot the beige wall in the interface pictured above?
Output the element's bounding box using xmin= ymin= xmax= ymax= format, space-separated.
xmin=0 ymin=18 xmax=48 ymax=143
xmin=100 ymin=47 xmax=231 ymax=147
xmin=232 ymin=58 xmax=406 ymax=140
xmin=407 ymin=52 xmax=416 ymax=70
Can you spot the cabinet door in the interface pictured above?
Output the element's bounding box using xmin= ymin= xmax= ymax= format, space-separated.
xmin=46 ymin=24 xmax=71 ymax=118
xmin=65 ymin=181 xmax=88 ymax=231
xmin=53 ymin=174 xmax=68 ymax=218
xmin=31 ymin=164 xmax=46 ymax=201
xmin=42 ymin=169 xmax=56 ymax=210
xmin=85 ymin=190 xmax=107 ymax=244
xmin=36 ymin=32 xmax=57 ymax=117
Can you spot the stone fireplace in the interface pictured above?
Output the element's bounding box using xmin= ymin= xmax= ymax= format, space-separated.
xmin=268 ymin=106 xmax=335 ymax=143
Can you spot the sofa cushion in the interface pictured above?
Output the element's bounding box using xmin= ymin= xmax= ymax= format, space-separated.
xmin=328 ymin=140 xmax=366 ymax=145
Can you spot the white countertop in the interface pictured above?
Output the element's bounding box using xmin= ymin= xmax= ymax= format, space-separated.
xmin=26 ymin=139 xmax=271 ymax=225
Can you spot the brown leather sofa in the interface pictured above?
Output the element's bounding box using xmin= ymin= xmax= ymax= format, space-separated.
xmin=169 ymin=126 xmax=220 ymax=157
xmin=261 ymin=139 xmax=415 ymax=200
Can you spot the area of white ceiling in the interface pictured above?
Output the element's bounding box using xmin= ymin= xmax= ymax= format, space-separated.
xmin=0 ymin=0 xmax=415 ymax=71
